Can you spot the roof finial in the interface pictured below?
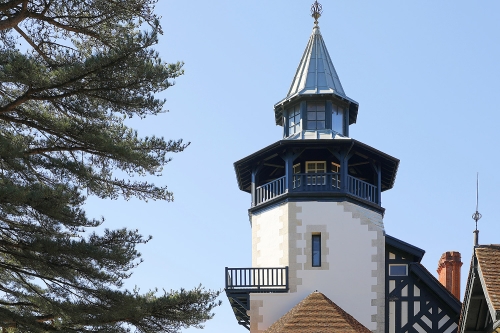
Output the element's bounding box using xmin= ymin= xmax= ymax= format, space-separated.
xmin=472 ymin=172 xmax=482 ymax=246
xmin=311 ymin=1 xmax=323 ymax=27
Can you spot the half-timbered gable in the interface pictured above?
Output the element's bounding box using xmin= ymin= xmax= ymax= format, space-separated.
xmin=459 ymin=245 xmax=500 ymax=333
xmin=386 ymin=235 xmax=462 ymax=333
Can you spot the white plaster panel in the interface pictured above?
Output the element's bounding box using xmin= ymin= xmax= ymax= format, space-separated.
xmin=250 ymin=292 xmax=309 ymax=332
xmin=295 ymin=201 xmax=379 ymax=330
xmin=249 ymin=201 xmax=385 ymax=333
xmin=251 ymin=204 xmax=288 ymax=267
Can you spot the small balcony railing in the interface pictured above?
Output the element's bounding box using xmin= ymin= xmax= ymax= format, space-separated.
xmin=255 ymin=175 xmax=286 ymax=205
xmin=225 ymin=267 xmax=289 ymax=292
xmin=253 ymin=173 xmax=378 ymax=206
xmin=347 ymin=175 xmax=377 ymax=203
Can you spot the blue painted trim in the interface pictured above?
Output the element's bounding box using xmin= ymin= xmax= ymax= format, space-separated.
xmin=248 ymin=192 xmax=386 ymax=216
xmin=326 ymin=100 xmax=332 ymax=130
xmin=385 ymin=234 xmax=425 ymax=262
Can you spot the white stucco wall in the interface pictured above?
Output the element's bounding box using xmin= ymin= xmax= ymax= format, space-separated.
xmin=249 ymin=201 xmax=385 ymax=333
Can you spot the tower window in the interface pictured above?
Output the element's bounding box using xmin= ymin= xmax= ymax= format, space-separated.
xmin=288 ymin=104 xmax=301 ymax=135
xmin=306 ymin=161 xmax=326 ymax=185
xmin=292 ymin=163 xmax=301 ymax=188
xmin=312 ymin=234 xmax=321 ymax=267
xmin=332 ymin=105 xmax=344 ymax=135
xmin=331 ymin=162 xmax=341 ymax=188
xmin=306 ymin=102 xmax=325 ymax=130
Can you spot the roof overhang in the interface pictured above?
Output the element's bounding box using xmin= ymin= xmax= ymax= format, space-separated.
xmin=385 ymin=234 xmax=426 ymax=262
xmin=234 ymin=138 xmax=398 ymax=193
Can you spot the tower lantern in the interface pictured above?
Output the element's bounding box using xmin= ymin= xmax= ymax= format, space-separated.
xmin=274 ymin=1 xmax=359 ymax=140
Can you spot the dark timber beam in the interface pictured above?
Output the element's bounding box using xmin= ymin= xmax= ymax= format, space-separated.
xmin=264 ymin=163 xmax=284 ymax=168
xmin=350 ymin=161 xmax=370 ymax=167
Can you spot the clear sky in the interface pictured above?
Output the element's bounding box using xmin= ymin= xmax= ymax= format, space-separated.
xmin=84 ymin=1 xmax=500 ymax=332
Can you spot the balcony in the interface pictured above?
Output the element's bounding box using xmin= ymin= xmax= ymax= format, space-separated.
xmin=225 ymin=267 xmax=289 ymax=330
xmin=253 ymin=173 xmax=378 ymax=207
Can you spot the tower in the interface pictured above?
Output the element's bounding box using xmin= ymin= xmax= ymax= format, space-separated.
xmin=225 ymin=3 xmax=460 ymax=333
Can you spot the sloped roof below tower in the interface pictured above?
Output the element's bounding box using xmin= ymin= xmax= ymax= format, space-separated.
xmin=264 ymin=291 xmax=371 ymax=333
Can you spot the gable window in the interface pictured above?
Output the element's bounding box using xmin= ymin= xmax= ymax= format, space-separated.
xmin=288 ymin=104 xmax=301 ymax=136
xmin=332 ymin=104 xmax=344 ymax=135
xmin=389 ymin=264 xmax=408 ymax=276
xmin=307 ymin=102 xmax=325 ymax=130
xmin=312 ymin=234 xmax=321 ymax=267
xmin=306 ymin=161 xmax=326 ymax=185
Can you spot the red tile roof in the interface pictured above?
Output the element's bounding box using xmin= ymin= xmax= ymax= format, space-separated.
xmin=264 ymin=291 xmax=371 ymax=333
xmin=476 ymin=245 xmax=500 ymax=312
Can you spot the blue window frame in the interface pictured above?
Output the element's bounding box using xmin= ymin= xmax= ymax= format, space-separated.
xmin=288 ymin=104 xmax=301 ymax=136
xmin=307 ymin=102 xmax=326 ymax=130
xmin=389 ymin=264 xmax=407 ymax=276
xmin=312 ymin=234 xmax=321 ymax=267
xmin=332 ymin=104 xmax=344 ymax=135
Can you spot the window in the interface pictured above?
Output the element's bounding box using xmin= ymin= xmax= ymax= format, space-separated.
xmin=389 ymin=264 xmax=408 ymax=276
xmin=306 ymin=161 xmax=326 ymax=185
xmin=307 ymin=102 xmax=325 ymax=130
xmin=288 ymin=105 xmax=301 ymax=135
xmin=312 ymin=234 xmax=321 ymax=267
xmin=332 ymin=105 xmax=344 ymax=135
xmin=331 ymin=162 xmax=341 ymax=188
xmin=293 ymin=163 xmax=301 ymax=189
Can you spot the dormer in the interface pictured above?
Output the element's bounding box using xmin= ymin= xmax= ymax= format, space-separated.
xmin=274 ymin=24 xmax=359 ymax=140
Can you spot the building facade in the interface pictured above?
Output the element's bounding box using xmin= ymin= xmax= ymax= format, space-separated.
xmin=225 ymin=3 xmax=461 ymax=333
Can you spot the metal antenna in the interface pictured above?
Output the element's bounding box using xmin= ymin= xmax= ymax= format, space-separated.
xmin=472 ymin=172 xmax=482 ymax=246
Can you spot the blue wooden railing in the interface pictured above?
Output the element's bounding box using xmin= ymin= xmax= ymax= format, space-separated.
xmin=255 ymin=176 xmax=286 ymax=205
xmin=292 ymin=173 xmax=341 ymax=191
xmin=347 ymin=175 xmax=377 ymax=203
xmin=225 ymin=267 xmax=289 ymax=291
xmin=253 ymin=174 xmax=377 ymax=206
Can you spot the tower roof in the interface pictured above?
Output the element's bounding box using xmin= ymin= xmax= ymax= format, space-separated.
xmin=274 ymin=7 xmax=359 ymax=126
xmin=287 ymin=25 xmax=347 ymax=99
xmin=264 ymin=291 xmax=371 ymax=333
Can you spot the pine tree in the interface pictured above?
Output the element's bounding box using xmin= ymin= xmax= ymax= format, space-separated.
xmin=0 ymin=0 xmax=219 ymax=331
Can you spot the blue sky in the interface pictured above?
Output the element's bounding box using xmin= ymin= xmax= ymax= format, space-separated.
xmin=84 ymin=1 xmax=500 ymax=332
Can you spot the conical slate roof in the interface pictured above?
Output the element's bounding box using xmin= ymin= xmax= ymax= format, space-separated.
xmin=264 ymin=291 xmax=371 ymax=333
xmin=287 ymin=25 xmax=346 ymax=98
xmin=273 ymin=24 xmax=358 ymax=126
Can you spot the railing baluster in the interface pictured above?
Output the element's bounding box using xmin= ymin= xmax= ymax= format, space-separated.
xmin=346 ymin=175 xmax=377 ymax=204
xmin=226 ymin=267 xmax=289 ymax=291
xmin=255 ymin=176 xmax=287 ymax=205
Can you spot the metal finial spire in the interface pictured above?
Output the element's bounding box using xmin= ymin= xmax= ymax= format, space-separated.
xmin=311 ymin=1 xmax=323 ymax=27
xmin=472 ymin=173 xmax=482 ymax=229
xmin=472 ymin=172 xmax=482 ymax=246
